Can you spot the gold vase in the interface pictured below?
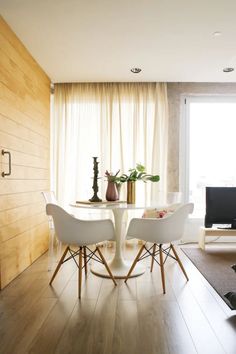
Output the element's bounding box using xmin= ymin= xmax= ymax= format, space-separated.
xmin=127 ymin=181 xmax=136 ymax=204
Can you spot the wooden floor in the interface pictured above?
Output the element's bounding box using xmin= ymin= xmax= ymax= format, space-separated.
xmin=0 ymin=244 xmax=236 ymax=354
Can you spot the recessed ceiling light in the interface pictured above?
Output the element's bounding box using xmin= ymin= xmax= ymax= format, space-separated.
xmin=212 ymin=31 xmax=222 ymax=37
xmin=131 ymin=68 xmax=142 ymax=74
xmin=223 ymin=67 xmax=234 ymax=73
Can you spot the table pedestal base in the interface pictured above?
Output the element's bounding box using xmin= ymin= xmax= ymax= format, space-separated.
xmin=91 ymin=258 xmax=145 ymax=279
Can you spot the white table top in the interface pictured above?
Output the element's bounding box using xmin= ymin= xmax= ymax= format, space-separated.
xmin=71 ymin=201 xmax=166 ymax=210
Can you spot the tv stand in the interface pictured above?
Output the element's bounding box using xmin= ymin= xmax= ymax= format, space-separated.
xmin=199 ymin=226 xmax=236 ymax=250
xmin=217 ymin=226 xmax=235 ymax=230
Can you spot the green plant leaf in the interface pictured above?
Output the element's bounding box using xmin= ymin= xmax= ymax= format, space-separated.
xmin=119 ymin=174 xmax=128 ymax=183
xmin=108 ymin=165 xmax=160 ymax=184
xmin=137 ymin=172 xmax=146 ymax=179
xmin=136 ymin=163 xmax=145 ymax=172
xmin=146 ymin=175 xmax=160 ymax=182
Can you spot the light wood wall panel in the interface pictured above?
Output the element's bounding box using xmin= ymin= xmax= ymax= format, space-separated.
xmin=0 ymin=213 xmax=48 ymax=243
xmin=0 ymin=16 xmax=50 ymax=289
xmin=1 ymin=223 xmax=49 ymax=288
xmin=0 ymin=202 xmax=45 ymax=227
xmin=0 ymin=98 xmax=49 ymax=144
xmin=0 ymin=164 xmax=49 ymax=180
xmin=0 ymin=114 xmax=48 ymax=148
xmin=0 ymin=192 xmax=43 ymax=211
xmin=0 ymin=130 xmax=49 ymax=158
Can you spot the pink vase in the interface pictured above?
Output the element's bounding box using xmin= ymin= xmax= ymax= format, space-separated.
xmin=106 ymin=181 xmax=119 ymax=201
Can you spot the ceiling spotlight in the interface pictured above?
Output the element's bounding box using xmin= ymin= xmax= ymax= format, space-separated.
xmin=131 ymin=68 xmax=142 ymax=74
xmin=223 ymin=67 xmax=234 ymax=73
xmin=212 ymin=31 xmax=222 ymax=37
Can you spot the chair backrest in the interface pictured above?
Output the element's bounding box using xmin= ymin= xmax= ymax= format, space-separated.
xmin=127 ymin=203 xmax=194 ymax=244
xmin=42 ymin=191 xmax=58 ymax=230
xmin=42 ymin=191 xmax=58 ymax=204
xmin=46 ymin=203 xmax=115 ymax=246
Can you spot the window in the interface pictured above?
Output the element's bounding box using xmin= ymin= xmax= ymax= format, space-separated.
xmin=181 ymin=96 xmax=236 ymax=218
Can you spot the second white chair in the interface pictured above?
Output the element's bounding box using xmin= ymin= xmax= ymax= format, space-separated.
xmin=46 ymin=203 xmax=117 ymax=298
xmin=124 ymin=203 xmax=194 ymax=293
xmin=42 ymin=191 xmax=61 ymax=270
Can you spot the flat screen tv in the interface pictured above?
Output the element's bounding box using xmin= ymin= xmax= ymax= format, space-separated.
xmin=205 ymin=187 xmax=236 ymax=228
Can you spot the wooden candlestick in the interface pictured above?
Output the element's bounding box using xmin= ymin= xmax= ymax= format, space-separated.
xmin=89 ymin=157 xmax=102 ymax=202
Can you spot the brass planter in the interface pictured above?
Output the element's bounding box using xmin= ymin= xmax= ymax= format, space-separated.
xmin=127 ymin=181 xmax=136 ymax=204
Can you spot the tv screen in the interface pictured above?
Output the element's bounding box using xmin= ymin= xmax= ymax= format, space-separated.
xmin=205 ymin=187 xmax=236 ymax=228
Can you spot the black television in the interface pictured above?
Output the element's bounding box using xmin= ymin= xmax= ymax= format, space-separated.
xmin=205 ymin=187 xmax=236 ymax=228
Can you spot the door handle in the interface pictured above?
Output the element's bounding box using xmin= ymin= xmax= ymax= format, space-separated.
xmin=1 ymin=150 xmax=12 ymax=177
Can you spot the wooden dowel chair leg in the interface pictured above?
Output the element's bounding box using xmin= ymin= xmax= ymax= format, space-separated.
xmin=124 ymin=244 xmax=145 ymax=283
xmin=96 ymin=247 xmax=117 ymax=286
xmin=170 ymin=244 xmax=189 ymax=281
xmin=83 ymin=246 xmax=88 ymax=276
xmin=150 ymin=243 xmax=156 ymax=272
xmin=78 ymin=246 xmax=83 ymax=299
xmin=49 ymin=246 xmax=69 ymax=285
xmin=159 ymin=245 xmax=166 ymax=294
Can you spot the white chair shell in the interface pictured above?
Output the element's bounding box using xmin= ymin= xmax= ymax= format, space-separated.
xmin=125 ymin=203 xmax=194 ymax=294
xmin=127 ymin=203 xmax=194 ymax=244
xmin=46 ymin=203 xmax=115 ymax=246
xmin=42 ymin=191 xmax=60 ymax=270
xmin=46 ymin=203 xmax=117 ymax=297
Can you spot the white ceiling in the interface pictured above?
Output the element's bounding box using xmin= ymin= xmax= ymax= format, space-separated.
xmin=1 ymin=0 xmax=236 ymax=83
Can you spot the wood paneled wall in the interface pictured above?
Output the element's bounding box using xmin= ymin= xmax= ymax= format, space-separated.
xmin=0 ymin=16 xmax=50 ymax=288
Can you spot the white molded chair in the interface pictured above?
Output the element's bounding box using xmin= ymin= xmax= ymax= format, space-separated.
xmin=46 ymin=203 xmax=117 ymax=298
xmin=124 ymin=203 xmax=194 ymax=293
xmin=42 ymin=191 xmax=61 ymax=269
xmin=42 ymin=191 xmax=58 ymax=204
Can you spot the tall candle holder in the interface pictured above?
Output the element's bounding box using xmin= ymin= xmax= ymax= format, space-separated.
xmin=89 ymin=157 xmax=102 ymax=202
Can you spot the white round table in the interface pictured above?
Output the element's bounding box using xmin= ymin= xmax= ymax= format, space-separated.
xmin=71 ymin=201 xmax=164 ymax=279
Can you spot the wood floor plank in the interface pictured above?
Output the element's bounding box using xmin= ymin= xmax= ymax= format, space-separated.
xmin=167 ymin=260 xmax=225 ymax=354
xmin=0 ymin=245 xmax=235 ymax=354
xmin=1 ymin=297 xmax=56 ymax=354
xmin=85 ymin=280 xmax=118 ymax=354
xmin=181 ymin=249 xmax=236 ymax=354
xmin=28 ymin=279 xmax=79 ymax=354
xmin=54 ymin=299 xmax=97 ymax=354
xmin=137 ymin=297 xmax=170 ymax=354
xmin=137 ymin=261 xmax=196 ymax=354
xmin=159 ymin=300 xmax=197 ymax=354
xmin=117 ymin=277 xmax=137 ymax=301
xmin=112 ymin=300 xmax=139 ymax=354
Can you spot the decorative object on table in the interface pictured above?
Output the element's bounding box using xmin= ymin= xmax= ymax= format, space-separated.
xmin=105 ymin=170 xmax=120 ymax=201
xmin=89 ymin=157 xmax=102 ymax=202
xmin=127 ymin=180 xmax=136 ymax=204
xmin=117 ymin=164 xmax=160 ymax=204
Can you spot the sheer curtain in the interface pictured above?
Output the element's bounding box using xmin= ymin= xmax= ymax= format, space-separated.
xmin=51 ymin=83 xmax=168 ymax=208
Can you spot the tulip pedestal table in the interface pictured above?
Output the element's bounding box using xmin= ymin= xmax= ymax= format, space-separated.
xmin=72 ymin=202 xmax=162 ymax=279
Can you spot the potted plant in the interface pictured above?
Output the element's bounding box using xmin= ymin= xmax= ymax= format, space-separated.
xmin=117 ymin=164 xmax=160 ymax=204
